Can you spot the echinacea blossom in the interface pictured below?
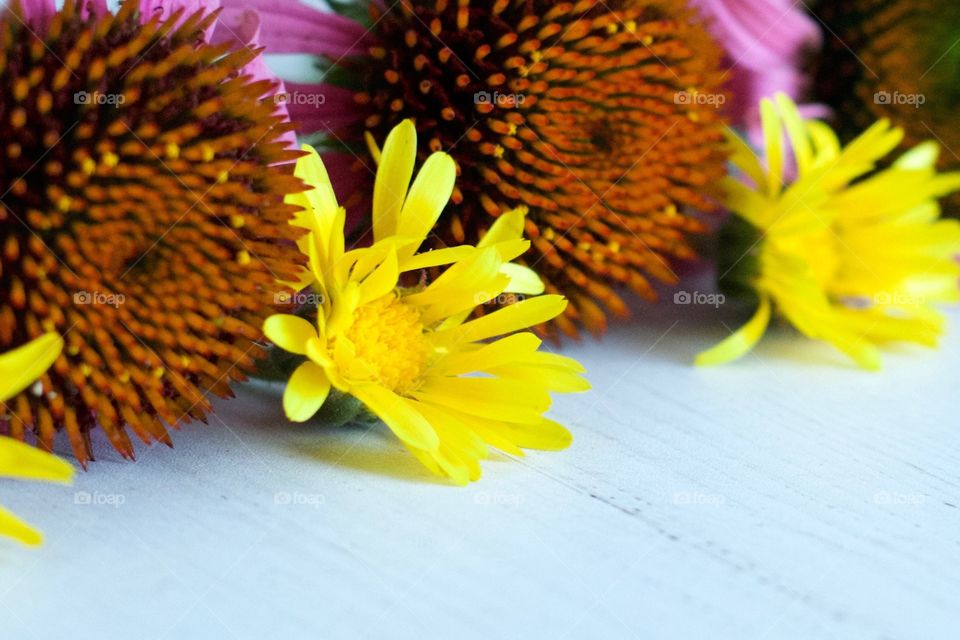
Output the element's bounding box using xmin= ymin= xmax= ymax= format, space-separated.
xmin=226 ymin=0 xmax=730 ymax=338
xmin=814 ymin=0 xmax=960 ymax=212
xmin=1 ymin=334 xmax=74 ymax=546
xmin=690 ymin=0 xmax=823 ymax=141
xmin=697 ymin=94 xmax=960 ymax=369
xmin=264 ymin=121 xmax=590 ymax=484
xmin=0 ymin=0 xmax=306 ymax=464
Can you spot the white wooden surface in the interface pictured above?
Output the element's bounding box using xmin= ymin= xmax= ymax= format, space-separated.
xmin=2 ymin=299 xmax=958 ymax=640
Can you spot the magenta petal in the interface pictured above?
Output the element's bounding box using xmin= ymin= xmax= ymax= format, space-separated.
xmin=12 ymin=0 xmax=56 ymax=25
xmin=139 ymin=0 xmax=221 ymax=40
xmin=219 ymin=0 xmax=371 ymax=57
xmin=322 ymin=151 xmax=373 ymax=240
xmin=211 ymin=9 xmax=297 ymax=149
xmin=283 ymin=82 xmax=363 ymax=136
xmin=81 ymin=0 xmax=109 ymax=18
xmin=690 ymin=0 xmax=823 ymax=137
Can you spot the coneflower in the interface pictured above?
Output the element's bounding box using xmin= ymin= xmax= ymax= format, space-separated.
xmin=225 ymin=0 xmax=729 ymax=337
xmin=0 ymin=0 xmax=304 ymax=464
xmin=812 ymin=0 xmax=960 ymax=210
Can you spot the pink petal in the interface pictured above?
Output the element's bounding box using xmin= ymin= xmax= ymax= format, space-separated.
xmin=322 ymin=150 xmax=374 ymax=241
xmin=139 ymin=0 xmax=220 ymax=40
xmin=11 ymin=0 xmax=56 ymax=25
xmin=211 ymin=9 xmax=297 ymax=150
xmin=219 ymin=0 xmax=371 ymax=57
xmin=81 ymin=0 xmax=109 ymax=18
xmin=690 ymin=0 xmax=824 ymax=137
xmin=282 ymin=82 xmax=363 ymax=136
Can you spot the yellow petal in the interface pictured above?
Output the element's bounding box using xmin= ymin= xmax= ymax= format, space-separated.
xmin=357 ymin=247 xmax=399 ymax=306
xmin=398 ymin=246 xmax=475 ymax=272
xmin=351 ymin=385 xmax=440 ymax=451
xmin=404 ymin=246 xmax=508 ymax=323
xmin=444 ymin=295 xmax=568 ymax=342
xmin=0 ymin=437 xmax=74 ymax=483
xmin=433 ymin=332 xmax=542 ymax=375
xmin=725 ymin=127 xmax=766 ymax=189
xmin=413 ymin=377 xmax=551 ymax=424
xmin=290 ymin=145 xmax=340 ymax=238
xmin=894 ymin=140 xmax=939 ymax=170
xmin=517 ymin=351 xmax=588 ymax=374
xmin=373 ymin=119 xmax=417 ymax=242
xmin=264 ymin=314 xmax=316 ymax=356
xmin=491 ymin=238 xmax=531 ymax=263
xmin=504 ymin=417 xmax=573 ymax=451
xmin=0 ymin=504 xmax=43 ymax=546
xmin=760 ymin=98 xmax=784 ymax=195
xmin=695 ymin=296 xmax=772 ymax=366
xmin=0 ymin=333 xmax=63 ymax=401
xmin=283 ymin=361 xmax=331 ymax=422
xmin=396 ymin=151 xmax=456 ymax=247
xmin=479 ymin=207 xmax=527 ymax=248
xmin=486 ymin=363 xmax=591 ymax=393
xmin=501 ymin=263 xmax=544 ymax=295
xmin=775 ymin=92 xmax=813 ymax=176
xmin=446 ymin=411 xmax=526 ymax=457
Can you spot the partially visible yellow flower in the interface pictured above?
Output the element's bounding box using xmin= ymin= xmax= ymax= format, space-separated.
xmin=1 ymin=333 xmax=74 ymax=546
xmin=698 ymin=93 xmax=960 ymax=370
xmin=266 ymin=120 xmax=589 ymax=484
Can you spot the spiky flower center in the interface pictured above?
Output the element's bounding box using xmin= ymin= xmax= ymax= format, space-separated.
xmin=343 ymin=294 xmax=427 ymax=394
xmin=0 ymin=1 xmax=303 ymax=463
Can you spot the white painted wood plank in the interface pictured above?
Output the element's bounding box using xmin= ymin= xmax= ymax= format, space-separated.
xmin=2 ymin=303 xmax=957 ymax=640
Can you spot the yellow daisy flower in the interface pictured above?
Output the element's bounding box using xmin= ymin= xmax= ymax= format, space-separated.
xmin=1 ymin=333 xmax=74 ymax=546
xmin=265 ymin=120 xmax=589 ymax=484
xmin=697 ymin=93 xmax=960 ymax=370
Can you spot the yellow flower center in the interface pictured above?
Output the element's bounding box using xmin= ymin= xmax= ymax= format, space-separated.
xmin=343 ymin=294 xmax=428 ymax=394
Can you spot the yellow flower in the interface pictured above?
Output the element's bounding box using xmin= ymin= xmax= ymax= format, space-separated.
xmin=1 ymin=333 xmax=74 ymax=546
xmin=698 ymin=93 xmax=960 ymax=369
xmin=265 ymin=120 xmax=589 ymax=484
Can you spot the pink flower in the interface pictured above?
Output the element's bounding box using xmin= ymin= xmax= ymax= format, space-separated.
xmin=14 ymin=0 xmax=296 ymax=149
xmin=690 ymin=0 xmax=825 ymax=141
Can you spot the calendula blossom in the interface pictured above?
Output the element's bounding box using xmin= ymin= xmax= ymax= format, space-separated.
xmin=1 ymin=333 xmax=74 ymax=546
xmin=265 ymin=120 xmax=589 ymax=484
xmin=698 ymin=93 xmax=960 ymax=369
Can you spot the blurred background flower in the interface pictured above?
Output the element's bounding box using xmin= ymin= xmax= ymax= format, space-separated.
xmin=690 ymin=0 xmax=824 ymax=143
xmin=812 ymin=0 xmax=960 ymax=214
xmin=699 ymin=94 xmax=960 ymax=368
